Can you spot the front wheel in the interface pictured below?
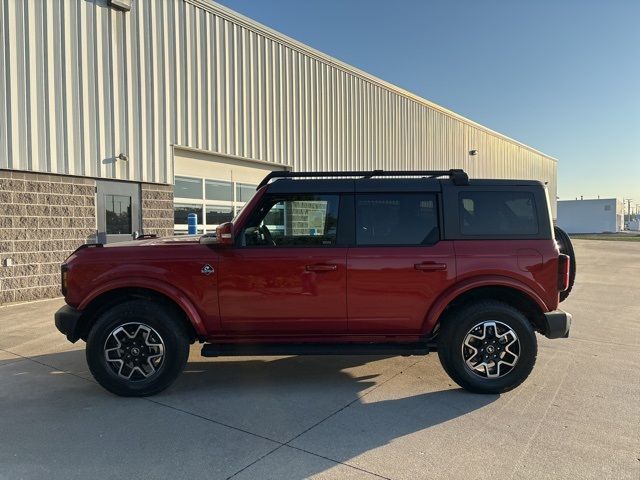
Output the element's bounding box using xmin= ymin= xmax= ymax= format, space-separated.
xmin=437 ymin=301 xmax=537 ymax=394
xmin=86 ymin=300 xmax=190 ymax=397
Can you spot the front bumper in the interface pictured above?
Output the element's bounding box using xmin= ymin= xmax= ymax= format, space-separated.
xmin=542 ymin=309 xmax=572 ymax=339
xmin=54 ymin=305 xmax=83 ymax=343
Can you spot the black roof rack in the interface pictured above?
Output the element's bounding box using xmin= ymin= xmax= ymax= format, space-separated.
xmin=256 ymin=169 xmax=469 ymax=189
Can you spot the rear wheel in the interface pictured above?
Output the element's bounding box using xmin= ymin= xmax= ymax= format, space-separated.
xmin=86 ymin=300 xmax=190 ymax=397
xmin=554 ymin=226 xmax=576 ymax=302
xmin=437 ymin=301 xmax=537 ymax=394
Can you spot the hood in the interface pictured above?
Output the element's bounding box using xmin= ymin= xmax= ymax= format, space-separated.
xmin=102 ymin=235 xmax=202 ymax=248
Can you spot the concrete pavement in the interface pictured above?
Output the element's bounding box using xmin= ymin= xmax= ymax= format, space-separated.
xmin=1 ymin=240 xmax=638 ymax=479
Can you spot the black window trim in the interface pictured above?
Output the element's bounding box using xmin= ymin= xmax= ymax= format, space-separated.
xmin=235 ymin=192 xmax=346 ymax=249
xmin=352 ymin=191 xmax=442 ymax=248
xmin=441 ymin=183 xmax=553 ymax=240
xmin=458 ymin=190 xmax=539 ymax=237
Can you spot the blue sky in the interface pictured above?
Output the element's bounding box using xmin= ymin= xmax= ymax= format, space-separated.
xmin=217 ymin=0 xmax=640 ymax=205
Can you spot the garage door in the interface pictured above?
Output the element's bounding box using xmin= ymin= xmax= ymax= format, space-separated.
xmin=173 ymin=147 xmax=288 ymax=234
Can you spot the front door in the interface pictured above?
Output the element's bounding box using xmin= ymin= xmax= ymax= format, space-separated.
xmin=347 ymin=192 xmax=456 ymax=334
xmin=218 ymin=193 xmax=347 ymax=334
xmin=96 ymin=180 xmax=141 ymax=244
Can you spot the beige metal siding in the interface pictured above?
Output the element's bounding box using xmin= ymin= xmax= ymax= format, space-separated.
xmin=0 ymin=0 xmax=557 ymax=213
xmin=173 ymin=146 xmax=288 ymax=185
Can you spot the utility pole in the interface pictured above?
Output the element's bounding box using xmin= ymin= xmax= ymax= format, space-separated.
xmin=623 ymin=198 xmax=633 ymax=228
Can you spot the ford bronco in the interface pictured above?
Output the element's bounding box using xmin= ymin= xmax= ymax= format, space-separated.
xmin=55 ymin=169 xmax=574 ymax=396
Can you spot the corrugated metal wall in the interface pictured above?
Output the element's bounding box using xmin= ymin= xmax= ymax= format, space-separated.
xmin=0 ymin=0 xmax=557 ymax=211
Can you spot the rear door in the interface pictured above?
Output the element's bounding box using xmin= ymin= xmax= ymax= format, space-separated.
xmin=347 ymin=190 xmax=456 ymax=334
xmin=218 ymin=193 xmax=348 ymax=334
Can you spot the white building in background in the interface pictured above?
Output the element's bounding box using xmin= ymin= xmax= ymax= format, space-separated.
xmin=557 ymin=198 xmax=624 ymax=233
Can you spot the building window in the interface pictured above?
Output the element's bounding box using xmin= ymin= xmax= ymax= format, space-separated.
xmin=604 ymin=205 xmax=611 ymax=211
xmin=174 ymin=204 xmax=202 ymax=226
xmin=105 ymin=195 xmax=132 ymax=235
xmin=206 ymin=179 xmax=233 ymax=201
xmin=206 ymin=205 xmax=234 ymax=225
xmin=173 ymin=176 xmax=257 ymax=234
xmin=175 ymin=176 xmax=202 ymax=199
xmin=236 ymin=183 xmax=256 ymax=203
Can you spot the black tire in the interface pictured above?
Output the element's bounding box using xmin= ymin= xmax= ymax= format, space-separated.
xmin=554 ymin=226 xmax=576 ymax=302
xmin=437 ymin=301 xmax=537 ymax=394
xmin=86 ymin=300 xmax=190 ymax=397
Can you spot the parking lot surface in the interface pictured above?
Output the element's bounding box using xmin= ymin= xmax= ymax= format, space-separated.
xmin=1 ymin=240 xmax=638 ymax=479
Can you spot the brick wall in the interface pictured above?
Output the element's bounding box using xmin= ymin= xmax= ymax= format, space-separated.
xmin=141 ymin=183 xmax=174 ymax=238
xmin=0 ymin=170 xmax=96 ymax=305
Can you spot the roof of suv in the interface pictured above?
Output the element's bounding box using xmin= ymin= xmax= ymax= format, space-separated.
xmin=264 ymin=177 xmax=546 ymax=195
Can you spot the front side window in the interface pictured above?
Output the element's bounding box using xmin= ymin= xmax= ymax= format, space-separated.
xmin=242 ymin=195 xmax=339 ymax=247
xmin=355 ymin=193 xmax=439 ymax=246
xmin=460 ymin=191 xmax=538 ymax=235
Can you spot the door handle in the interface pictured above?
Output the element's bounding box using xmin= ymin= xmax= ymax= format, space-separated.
xmin=414 ymin=262 xmax=447 ymax=271
xmin=305 ymin=264 xmax=338 ymax=272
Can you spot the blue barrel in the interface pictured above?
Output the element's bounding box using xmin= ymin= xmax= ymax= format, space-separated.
xmin=187 ymin=213 xmax=198 ymax=235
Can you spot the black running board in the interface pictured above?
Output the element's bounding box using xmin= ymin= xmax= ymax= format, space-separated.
xmin=201 ymin=342 xmax=434 ymax=357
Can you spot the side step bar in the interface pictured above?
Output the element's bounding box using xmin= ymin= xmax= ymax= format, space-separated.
xmin=201 ymin=342 xmax=436 ymax=357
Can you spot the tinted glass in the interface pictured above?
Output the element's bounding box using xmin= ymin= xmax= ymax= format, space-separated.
xmin=205 ymin=205 xmax=233 ymax=226
xmin=243 ymin=195 xmax=339 ymax=247
xmin=105 ymin=195 xmax=132 ymax=234
xmin=459 ymin=191 xmax=538 ymax=235
xmin=236 ymin=183 xmax=257 ymax=202
xmin=356 ymin=193 xmax=439 ymax=245
xmin=205 ymin=179 xmax=233 ymax=201
xmin=174 ymin=176 xmax=202 ymax=199
xmin=174 ymin=204 xmax=202 ymax=224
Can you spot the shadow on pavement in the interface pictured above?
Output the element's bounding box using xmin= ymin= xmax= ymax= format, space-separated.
xmin=12 ymin=351 xmax=498 ymax=479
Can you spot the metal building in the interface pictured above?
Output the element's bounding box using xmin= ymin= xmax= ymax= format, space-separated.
xmin=557 ymin=198 xmax=624 ymax=234
xmin=0 ymin=0 xmax=557 ymax=303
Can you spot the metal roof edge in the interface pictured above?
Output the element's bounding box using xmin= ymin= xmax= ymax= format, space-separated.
xmin=187 ymin=0 xmax=558 ymax=163
xmin=558 ymin=198 xmax=620 ymax=202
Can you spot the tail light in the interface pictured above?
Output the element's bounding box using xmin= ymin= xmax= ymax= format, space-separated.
xmin=61 ymin=264 xmax=69 ymax=296
xmin=558 ymin=254 xmax=570 ymax=292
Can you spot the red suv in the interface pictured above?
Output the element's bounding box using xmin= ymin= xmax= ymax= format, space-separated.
xmin=55 ymin=170 xmax=574 ymax=397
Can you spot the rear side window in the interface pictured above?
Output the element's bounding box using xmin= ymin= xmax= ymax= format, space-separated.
xmin=356 ymin=193 xmax=439 ymax=245
xmin=459 ymin=191 xmax=538 ymax=235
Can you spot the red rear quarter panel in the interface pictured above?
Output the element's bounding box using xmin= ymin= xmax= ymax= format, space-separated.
xmin=456 ymin=239 xmax=558 ymax=306
xmin=421 ymin=239 xmax=560 ymax=334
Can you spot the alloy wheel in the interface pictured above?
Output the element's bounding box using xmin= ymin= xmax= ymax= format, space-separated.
xmin=103 ymin=323 xmax=165 ymax=381
xmin=461 ymin=320 xmax=520 ymax=379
